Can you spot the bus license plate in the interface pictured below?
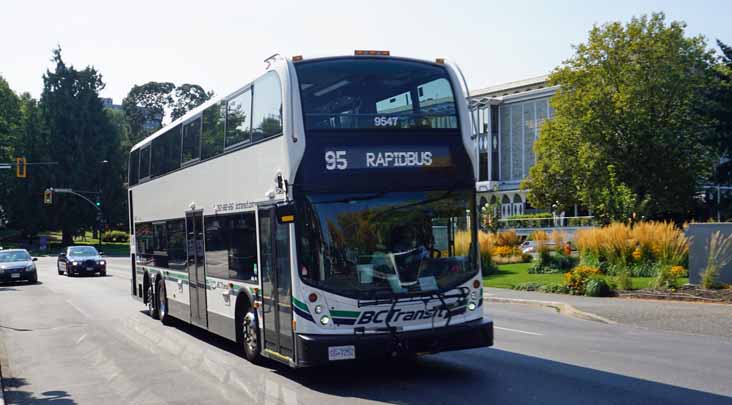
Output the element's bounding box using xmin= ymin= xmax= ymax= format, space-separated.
xmin=11 ymin=273 xmax=20 ymax=279
xmin=328 ymin=345 xmax=355 ymax=361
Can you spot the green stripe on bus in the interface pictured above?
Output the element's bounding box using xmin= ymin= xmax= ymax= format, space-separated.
xmin=292 ymin=298 xmax=309 ymax=312
xmin=330 ymin=310 xmax=360 ymax=318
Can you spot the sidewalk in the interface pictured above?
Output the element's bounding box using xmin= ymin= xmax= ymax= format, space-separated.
xmin=486 ymin=288 xmax=732 ymax=339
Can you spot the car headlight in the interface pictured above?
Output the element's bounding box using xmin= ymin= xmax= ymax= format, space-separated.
xmin=25 ymin=264 xmax=35 ymax=272
xmin=98 ymin=260 xmax=106 ymax=265
xmin=72 ymin=261 xmax=79 ymax=266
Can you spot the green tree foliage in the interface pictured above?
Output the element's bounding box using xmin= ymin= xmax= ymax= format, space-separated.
xmin=41 ymin=47 xmax=125 ymax=243
xmin=122 ymin=82 xmax=213 ymax=145
xmin=0 ymin=78 xmax=49 ymax=237
xmin=122 ymin=81 xmax=174 ymax=144
xmin=523 ymin=13 xmax=720 ymax=220
xmin=711 ymin=40 xmax=732 ymax=152
xmin=171 ymin=84 xmax=213 ymax=121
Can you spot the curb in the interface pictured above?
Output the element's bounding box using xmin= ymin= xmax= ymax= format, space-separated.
xmin=0 ymin=339 xmax=5 ymax=405
xmin=484 ymin=295 xmax=617 ymax=325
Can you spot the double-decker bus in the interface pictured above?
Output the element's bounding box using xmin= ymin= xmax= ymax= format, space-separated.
xmin=127 ymin=51 xmax=493 ymax=367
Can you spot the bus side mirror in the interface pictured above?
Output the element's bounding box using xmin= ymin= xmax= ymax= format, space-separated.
xmin=276 ymin=203 xmax=296 ymax=224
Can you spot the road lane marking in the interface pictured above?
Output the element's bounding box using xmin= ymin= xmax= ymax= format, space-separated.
xmin=66 ymin=299 xmax=91 ymax=319
xmin=495 ymin=326 xmax=544 ymax=336
xmin=76 ymin=333 xmax=87 ymax=344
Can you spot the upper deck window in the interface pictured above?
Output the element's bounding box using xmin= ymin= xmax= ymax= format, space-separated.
xmin=295 ymin=58 xmax=458 ymax=130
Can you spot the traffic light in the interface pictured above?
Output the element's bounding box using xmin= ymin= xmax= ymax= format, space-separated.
xmin=16 ymin=157 xmax=26 ymax=178
xmin=95 ymin=195 xmax=101 ymax=208
xmin=43 ymin=189 xmax=53 ymax=205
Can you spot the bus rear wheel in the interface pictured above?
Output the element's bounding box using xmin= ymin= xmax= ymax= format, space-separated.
xmin=242 ymin=311 xmax=261 ymax=364
xmin=147 ymin=280 xmax=159 ymax=319
xmin=157 ymin=278 xmax=171 ymax=325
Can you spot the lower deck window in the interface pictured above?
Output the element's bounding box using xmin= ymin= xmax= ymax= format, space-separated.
xmin=204 ymin=212 xmax=258 ymax=282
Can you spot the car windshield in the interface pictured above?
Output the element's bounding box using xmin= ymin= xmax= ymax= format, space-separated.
xmin=295 ymin=58 xmax=458 ymax=130
xmin=0 ymin=251 xmax=31 ymax=262
xmin=68 ymin=247 xmax=98 ymax=256
xmin=296 ymin=190 xmax=477 ymax=298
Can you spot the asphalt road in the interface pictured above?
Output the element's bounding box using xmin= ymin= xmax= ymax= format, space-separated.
xmin=0 ymin=257 xmax=731 ymax=405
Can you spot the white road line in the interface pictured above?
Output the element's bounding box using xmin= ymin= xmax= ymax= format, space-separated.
xmin=76 ymin=333 xmax=87 ymax=344
xmin=66 ymin=299 xmax=91 ymax=319
xmin=495 ymin=326 xmax=544 ymax=336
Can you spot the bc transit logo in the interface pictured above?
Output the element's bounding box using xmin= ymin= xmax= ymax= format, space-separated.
xmin=356 ymin=307 xmax=450 ymax=325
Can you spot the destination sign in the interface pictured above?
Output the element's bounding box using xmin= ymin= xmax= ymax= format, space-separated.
xmin=323 ymin=146 xmax=452 ymax=171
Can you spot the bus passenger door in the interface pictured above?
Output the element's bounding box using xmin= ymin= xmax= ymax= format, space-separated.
xmin=259 ymin=207 xmax=294 ymax=360
xmin=186 ymin=211 xmax=208 ymax=328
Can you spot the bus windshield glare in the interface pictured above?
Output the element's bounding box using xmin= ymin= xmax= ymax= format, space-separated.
xmin=297 ymin=190 xmax=477 ymax=298
xmin=295 ymin=58 xmax=458 ymax=130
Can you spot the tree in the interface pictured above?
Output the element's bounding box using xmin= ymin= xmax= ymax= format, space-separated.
xmin=41 ymin=47 xmax=124 ymax=244
xmin=171 ymin=84 xmax=213 ymax=121
xmin=122 ymin=82 xmax=174 ymax=144
xmin=122 ymin=82 xmax=213 ymax=145
xmin=523 ymin=13 xmax=720 ymax=220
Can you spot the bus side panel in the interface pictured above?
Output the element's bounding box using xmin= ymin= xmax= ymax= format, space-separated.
xmin=205 ymin=275 xmax=239 ymax=342
xmin=164 ymin=268 xmax=191 ymax=323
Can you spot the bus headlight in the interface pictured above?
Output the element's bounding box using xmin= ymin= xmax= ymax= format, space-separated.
xmin=314 ymin=305 xmax=323 ymax=314
xmin=470 ymin=290 xmax=479 ymax=300
xmin=468 ymin=302 xmax=477 ymax=311
xmin=320 ymin=315 xmax=331 ymax=325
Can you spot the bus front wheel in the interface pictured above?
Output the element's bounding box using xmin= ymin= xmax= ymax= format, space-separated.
xmin=242 ymin=311 xmax=261 ymax=364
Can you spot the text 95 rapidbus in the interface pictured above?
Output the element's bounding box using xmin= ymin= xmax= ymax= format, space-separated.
xmin=127 ymin=51 xmax=493 ymax=368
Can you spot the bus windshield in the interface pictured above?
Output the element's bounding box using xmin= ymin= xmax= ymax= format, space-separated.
xmin=296 ymin=190 xmax=477 ymax=299
xmin=295 ymin=58 xmax=458 ymax=130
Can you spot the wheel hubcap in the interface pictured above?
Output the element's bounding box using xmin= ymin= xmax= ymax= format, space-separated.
xmin=244 ymin=314 xmax=257 ymax=351
xmin=159 ymin=289 xmax=166 ymax=316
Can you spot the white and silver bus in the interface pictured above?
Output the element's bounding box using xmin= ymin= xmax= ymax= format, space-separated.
xmin=128 ymin=51 xmax=493 ymax=367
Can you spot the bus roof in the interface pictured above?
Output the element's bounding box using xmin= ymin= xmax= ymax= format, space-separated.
xmin=130 ymin=53 xmax=455 ymax=153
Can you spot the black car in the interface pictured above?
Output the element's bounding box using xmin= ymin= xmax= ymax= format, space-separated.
xmin=0 ymin=249 xmax=38 ymax=284
xmin=57 ymin=246 xmax=106 ymax=277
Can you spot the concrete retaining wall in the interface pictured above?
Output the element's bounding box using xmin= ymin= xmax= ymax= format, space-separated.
xmin=686 ymin=223 xmax=732 ymax=285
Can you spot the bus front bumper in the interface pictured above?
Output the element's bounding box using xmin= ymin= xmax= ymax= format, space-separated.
xmin=295 ymin=318 xmax=493 ymax=367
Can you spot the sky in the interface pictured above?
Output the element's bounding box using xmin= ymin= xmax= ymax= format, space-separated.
xmin=1 ymin=0 xmax=730 ymax=103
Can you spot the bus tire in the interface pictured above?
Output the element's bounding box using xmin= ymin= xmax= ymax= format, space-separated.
xmin=157 ymin=278 xmax=171 ymax=325
xmin=242 ymin=309 xmax=262 ymax=364
xmin=147 ymin=277 xmax=159 ymax=319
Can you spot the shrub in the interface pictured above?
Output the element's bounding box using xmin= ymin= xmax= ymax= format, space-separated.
xmin=538 ymin=283 xmax=569 ymax=294
xmin=530 ymin=253 xmax=578 ymax=274
xmin=551 ymin=230 xmax=568 ymax=254
xmin=627 ymin=261 xmax=663 ymax=277
xmin=614 ymin=268 xmax=632 ymax=291
xmin=564 ymin=266 xmax=601 ymax=295
xmin=493 ymin=246 xmax=513 ymax=257
xmin=701 ymin=231 xmax=732 ymax=289
xmin=652 ymin=265 xmax=686 ymax=290
xmin=521 ymin=252 xmax=533 ymax=263
xmin=512 ymin=282 xmax=543 ymax=291
xmin=102 ymin=230 xmax=129 ymax=243
xmin=584 ymin=278 xmax=613 ymax=297
xmin=496 ymin=230 xmax=521 ymax=248
xmin=481 ymin=253 xmax=498 ymax=275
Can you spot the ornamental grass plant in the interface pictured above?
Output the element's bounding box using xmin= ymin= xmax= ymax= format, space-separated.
xmin=701 ymin=231 xmax=732 ymax=289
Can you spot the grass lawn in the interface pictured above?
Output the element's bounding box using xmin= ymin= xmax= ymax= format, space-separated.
xmin=4 ymin=230 xmax=129 ymax=257
xmin=483 ymin=262 xmax=689 ymax=291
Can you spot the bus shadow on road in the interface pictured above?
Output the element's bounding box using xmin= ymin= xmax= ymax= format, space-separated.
xmin=2 ymin=377 xmax=76 ymax=404
xmin=278 ymin=349 xmax=732 ymax=405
